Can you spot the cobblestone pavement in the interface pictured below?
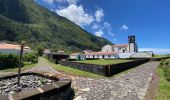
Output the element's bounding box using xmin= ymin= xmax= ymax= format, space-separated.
xmin=72 ymin=61 xmax=159 ymax=100
xmin=0 ymin=60 xmax=159 ymax=100
xmin=26 ymin=57 xmax=60 ymax=74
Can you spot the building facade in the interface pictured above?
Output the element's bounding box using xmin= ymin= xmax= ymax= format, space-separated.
xmin=84 ymin=35 xmax=138 ymax=59
xmin=0 ymin=43 xmax=31 ymax=54
xmin=70 ymin=35 xmax=152 ymax=59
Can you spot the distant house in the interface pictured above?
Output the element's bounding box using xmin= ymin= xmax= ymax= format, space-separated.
xmin=84 ymin=35 xmax=139 ymax=59
xmin=47 ymin=53 xmax=69 ymax=64
xmin=0 ymin=43 xmax=31 ymax=54
xmin=102 ymin=44 xmax=129 ymax=53
xmin=85 ymin=52 xmax=119 ymax=59
xmin=70 ymin=35 xmax=152 ymax=59
xmin=83 ymin=50 xmax=93 ymax=53
xmin=70 ymin=53 xmax=86 ymax=60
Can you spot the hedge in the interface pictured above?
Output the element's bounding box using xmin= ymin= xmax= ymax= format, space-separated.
xmin=159 ymin=58 xmax=170 ymax=81
xmin=0 ymin=52 xmax=38 ymax=70
xmin=0 ymin=53 xmax=19 ymax=69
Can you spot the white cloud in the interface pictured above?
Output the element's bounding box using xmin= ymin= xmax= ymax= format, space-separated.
xmin=120 ymin=24 xmax=129 ymax=31
xmin=92 ymin=23 xmax=102 ymax=30
xmin=67 ymin=0 xmax=78 ymax=4
xmin=42 ymin=0 xmax=78 ymax=4
xmin=56 ymin=4 xmax=94 ymax=26
xmin=95 ymin=30 xmax=104 ymax=37
xmin=139 ymin=48 xmax=170 ymax=54
xmin=91 ymin=21 xmax=114 ymax=37
xmin=103 ymin=22 xmax=114 ymax=36
xmin=95 ymin=9 xmax=104 ymax=22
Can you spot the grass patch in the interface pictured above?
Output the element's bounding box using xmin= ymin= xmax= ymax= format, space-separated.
xmin=45 ymin=58 xmax=137 ymax=78
xmin=74 ymin=59 xmax=132 ymax=65
xmin=153 ymin=54 xmax=170 ymax=58
xmin=155 ymin=68 xmax=170 ymax=100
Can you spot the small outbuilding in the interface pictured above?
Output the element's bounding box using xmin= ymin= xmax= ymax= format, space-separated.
xmin=70 ymin=53 xmax=86 ymax=60
xmin=48 ymin=53 xmax=69 ymax=64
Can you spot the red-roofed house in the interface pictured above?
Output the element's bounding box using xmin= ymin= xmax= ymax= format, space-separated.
xmin=0 ymin=43 xmax=31 ymax=54
xmin=85 ymin=52 xmax=119 ymax=59
xmin=84 ymin=36 xmax=138 ymax=59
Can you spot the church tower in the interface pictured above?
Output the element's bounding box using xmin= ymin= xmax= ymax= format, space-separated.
xmin=128 ymin=35 xmax=138 ymax=52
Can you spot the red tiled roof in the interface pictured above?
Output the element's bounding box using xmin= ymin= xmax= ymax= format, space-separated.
xmin=0 ymin=43 xmax=30 ymax=50
xmin=85 ymin=52 xmax=118 ymax=55
xmin=112 ymin=44 xmax=128 ymax=47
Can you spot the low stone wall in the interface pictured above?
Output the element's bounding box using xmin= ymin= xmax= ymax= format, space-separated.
xmin=60 ymin=61 xmax=106 ymax=76
xmin=59 ymin=59 xmax=150 ymax=77
xmin=149 ymin=57 xmax=170 ymax=61
xmin=0 ymin=72 xmax=73 ymax=100
xmin=105 ymin=59 xmax=149 ymax=76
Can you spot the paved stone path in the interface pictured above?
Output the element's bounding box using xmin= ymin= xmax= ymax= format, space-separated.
xmin=26 ymin=57 xmax=60 ymax=74
xmin=0 ymin=59 xmax=159 ymax=100
xmin=72 ymin=61 xmax=159 ymax=100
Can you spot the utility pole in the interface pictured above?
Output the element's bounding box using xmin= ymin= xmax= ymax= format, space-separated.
xmin=17 ymin=41 xmax=25 ymax=86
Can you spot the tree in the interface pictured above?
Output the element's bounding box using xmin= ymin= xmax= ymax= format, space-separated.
xmin=17 ymin=41 xmax=25 ymax=86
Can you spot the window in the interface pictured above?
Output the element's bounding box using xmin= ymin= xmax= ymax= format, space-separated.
xmin=108 ymin=55 xmax=111 ymax=58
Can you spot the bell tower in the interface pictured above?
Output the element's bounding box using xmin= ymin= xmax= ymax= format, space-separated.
xmin=128 ymin=35 xmax=138 ymax=52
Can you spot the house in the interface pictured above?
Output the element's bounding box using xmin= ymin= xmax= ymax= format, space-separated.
xmin=48 ymin=53 xmax=69 ymax=64
xmin=70 ymin=35 xmax=152 ymax=59
xmin=84 ymin=36 xmax=138 ymax=59
xmin=70 ymin=53 xmax=86 ymax=60
xmin=102 ymin=44 xmax=129 ymax=53
xmin=85 ymin=52 xmax=119 ymax=59
xmin=0 ymin=43 xmax=31 ymax=54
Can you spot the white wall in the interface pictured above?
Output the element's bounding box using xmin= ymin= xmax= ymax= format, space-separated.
xmin=70 ymin=55 xmax=77 ymax=59
xmin=101 ymin=45 xmax=113 ymax=52
xmin=118 ymin=52 xmax=135 ymax=58
xmin=130 ymin=52 xmax=152 ymax=58
xmin=0 ymin=49 xmax=31 ymax=55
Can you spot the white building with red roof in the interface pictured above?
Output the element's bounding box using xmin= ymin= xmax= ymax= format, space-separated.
xmin=0 ymin=43 xmax=31 ymax=54
xmin=85 ymin=36 xmax=138 ymax=59
xmin=70 ymin=35 xmax=152 ymax=59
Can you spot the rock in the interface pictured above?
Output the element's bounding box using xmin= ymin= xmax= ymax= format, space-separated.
xmin=79 ymin=88 xmax=90 ymax=92
xmin=0 ymin=74 xmax=56 ymax=95
xmin=74 ymin=95 xmax=83 ymax=100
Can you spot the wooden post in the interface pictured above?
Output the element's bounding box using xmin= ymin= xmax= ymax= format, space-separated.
xmin=17 ymin=42 xmax=24 ymax=86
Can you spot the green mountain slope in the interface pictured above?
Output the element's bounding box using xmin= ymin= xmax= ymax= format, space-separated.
xmin=0 ymin=0 xmax=112 ymax=52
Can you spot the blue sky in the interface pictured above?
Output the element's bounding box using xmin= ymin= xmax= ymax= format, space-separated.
xmin=35 ymin=0 xmax=170 ymax=54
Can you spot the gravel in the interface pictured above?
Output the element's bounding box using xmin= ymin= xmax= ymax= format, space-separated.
xmin=0 ymin=75 xmax=56 ymax=95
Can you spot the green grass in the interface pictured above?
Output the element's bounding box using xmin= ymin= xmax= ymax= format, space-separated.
xmin=0 ymin=63 xmax=37 ymax=72
xmin=44 ymin=58 xmax=137 ymax=78
xmin=155 ymin=68 xmax=170 ymax=100
xmin=153 ymin=54 xmax=170 ymax=58
xmin=47 ymin=61 xmax=104 ymax=78
xmin=74 ymin=59 xmax=132 ymax=65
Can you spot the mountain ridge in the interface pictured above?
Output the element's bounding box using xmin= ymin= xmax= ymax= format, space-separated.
xmin=0 ymin=0 xmax=113 ymax=52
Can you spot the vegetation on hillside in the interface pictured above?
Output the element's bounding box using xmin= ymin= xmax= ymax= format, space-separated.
xmin=0 ymin=0 xmax=112 ymax=52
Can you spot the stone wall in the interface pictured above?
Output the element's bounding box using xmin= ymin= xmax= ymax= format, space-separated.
xmin=0 ymin=72 xmax=73 ymax=100
xmin=59 ymin=59 xmax=150 ymax=77
xmin=105 ymin=59 xmax=150 ymax=76
xmin=60 ymin=61 xmax=106 ymax=76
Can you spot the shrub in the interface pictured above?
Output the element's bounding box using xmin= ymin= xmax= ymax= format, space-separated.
xmin=23 ymin=52 xmax=38 ymax=64
xmin=159 ymin=58 xmax=170 ymax=81
xmin=0 ymin=53 xmax=20 ymax=69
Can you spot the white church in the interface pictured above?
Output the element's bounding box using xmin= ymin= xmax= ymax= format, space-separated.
xmin=85 ymin=36 xmax=153 ymax=59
